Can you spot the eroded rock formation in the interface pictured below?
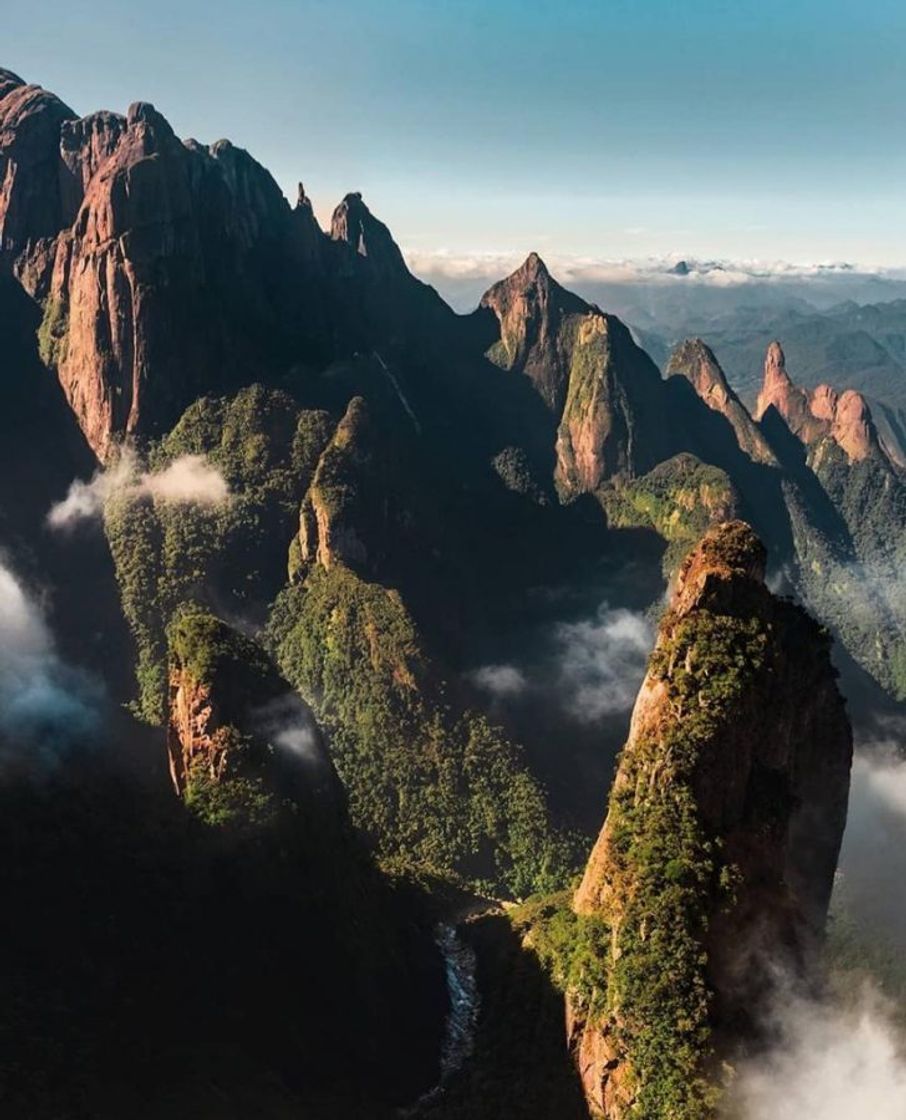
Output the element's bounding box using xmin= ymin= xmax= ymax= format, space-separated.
xmin=667 ymin=338 xmax=777 ymax=465
xmin=481 ymin=253 xmax=672 ymax=494
xmin=166 ymin=608 xmax=339 ymax=825
xmin=569 ymin=521 xmax=852 ymax=1118
xmin=755 ymin=339 xmax=891 ymax=464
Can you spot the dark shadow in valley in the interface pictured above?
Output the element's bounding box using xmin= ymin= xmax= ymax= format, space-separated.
xmin=418 ymin=913 xmax=591 ymax=1120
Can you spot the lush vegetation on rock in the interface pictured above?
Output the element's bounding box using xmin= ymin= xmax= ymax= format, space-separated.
xmin=598 ymin=454 xmax=738 ymax=576
xmin=266 ymin=563 xmax=573 ymax=898
xmin=105 ymin=386 xmax=334 ymax=721
xmin=806 ymin=441 xmax=906 ymax=698
xmin=579 ymin=606 xmax=770 ymax=1118
xmin=510 ymin=890 xmax=610 ymax=1020
xmin=37 ymin=298 xmax=68 ymax=367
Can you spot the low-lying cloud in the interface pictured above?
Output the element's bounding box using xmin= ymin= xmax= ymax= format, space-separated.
xmin=407 ymin=248 xmax=906 ymax=297
xmin=729 ymin=735 xmax=906 ymax=1117
xmin=553 ymin=605 xmax=654 ymax=721
xmin=47 ymin=450 xmax=229 ymax=529
xmin=253 ymin=693 xmax=324 ymax=767
xmin=469 ymin=664 xmax=528 ymax=698
xmin=835 ymin=740 xmax=906 ymax=947
xmin=469 ymin=604 xmax=654 ymax=722
xmin=729 ymin=985 xmax=906 ymax=1120
xmin=0 ymin=559 xmax=101 ymax=766
xmin=405 ymin=248 xmax=906 ymax=314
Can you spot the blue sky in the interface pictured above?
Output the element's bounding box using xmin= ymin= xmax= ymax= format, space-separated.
xmin=7 ymin=0 xmax=906 ymax=266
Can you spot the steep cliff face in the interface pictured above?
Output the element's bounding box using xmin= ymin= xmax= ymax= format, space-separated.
xmin=0 ymin=69 xmax=75 ymax=258
xmin=667 ymin=339 xmax=777 ymax=465
xmin=1 ymin=72 xmax=449 ymax=460
xmin=569 ymin=521 xmax=852 ymax=1119
xmin=480 ymin=254 xmax=671 ymax=494
xmin=296 ymin=395 xmax=388 ymax=574
xmin=480 ymin=252 xmax=591 ymax=413
xmin=41 ymin=98 xmax=329 ymax=458
xmin=166 ymin=609 xmax=340 ymax=828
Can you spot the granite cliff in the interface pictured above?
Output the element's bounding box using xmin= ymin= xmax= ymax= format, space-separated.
xmin=568 ymin=522 xmax=852 ymax=1118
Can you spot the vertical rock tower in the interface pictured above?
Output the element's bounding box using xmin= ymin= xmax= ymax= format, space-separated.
xmin=570 ymin=521 xmax=852 ymax=1118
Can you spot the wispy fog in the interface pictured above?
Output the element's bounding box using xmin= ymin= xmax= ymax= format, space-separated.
xmin=0 ymin=559 xmax=101 ymax=765
xmin=729 ymin=985 xmax=906 ymax=1120
xmin=469 ymin=604 xmax=654 ymax=723
xmin=836 ymin=738 xmax=906 ymax=950
xmin=728 ymin=733 xmax=906 ymax=1117
xmin=469 ymin=664 xmax=528 ymax=698
xmin=47 ymin=450 xmax=230 ymax=529
xmin=253 ymin=693 xmax=325 ymax=766
xmin=553 ymin=605 xmax=654 ymax=721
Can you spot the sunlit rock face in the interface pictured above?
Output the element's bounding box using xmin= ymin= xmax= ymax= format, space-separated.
xmin=569 ymin=521 xmax=853 ymax=1119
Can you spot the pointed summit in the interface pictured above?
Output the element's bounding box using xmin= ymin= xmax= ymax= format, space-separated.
xmin=755 ymin=341 xmax=826 ymax=443
xmin=479 ymin=252 xmax=588 ymax=412
xmin=763 ymin=339 xmax=791 ymax=387
xmin=329 ymin=192 xmax=408 ymax=280
xmin=519 ymin=250 xmax=550 ymax=282
xmin=755 ymin=342 xmax=887 ymax=463
xmin=569 ymin=520 xmax=852 ymax=1116
xmin=668 ymin=339 xmax=777 ymax=464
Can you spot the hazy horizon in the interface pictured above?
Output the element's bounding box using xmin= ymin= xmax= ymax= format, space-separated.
xmin=8 ymin=0 xmax=906 ymax=274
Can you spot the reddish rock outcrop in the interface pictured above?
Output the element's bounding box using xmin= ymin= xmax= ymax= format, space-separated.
xmin=755 ymin=340 xmax=886 ymax=464
xmin=481 ymin=254 xmax=673 ymax=494
xmin=166 ymin=609 xmax=338 ymax=818
xmin=0 ymin=70 xmax=75 ymax=258
xmin=667 ymin=338 xmax=777 ymax=465
xmin=480 ymin=252 xmax=591 ymax=413
xmin=570 ymin=521 xmax=852 ymax=1118
xmin=2 ymin=72 xmax=440 ymax=460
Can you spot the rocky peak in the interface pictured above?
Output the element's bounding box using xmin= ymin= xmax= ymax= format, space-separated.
xmin=296 ymin=395 xmax=384 ymax=574
xmin=58 ymin=111 xmax=126 ymax=218
xmin=669 ymin=517 xmax=767 ymax=615
xmin=667 ymin=339 xmax=777 ymax=465
xmin=762 ymin=338 xmax=791 ymax=390
xmin=831 ymin=387 xmax=879 ymax=462
xmin=0 ymin=69 xmax=25 ymax=99
xmin=809 ymin=382 xmax=838 ymax=422
xmin=0 ymin=72 xmax=76 ymax=255
xmin=756 ymin=342 xmax=887 ymax=464
xmin=514 ymin=249 xmax=551 ymax=286
xmin=330 ymin=191 xmax=408 ymax=279
xmin=668 ymin=338 xmax=731 ymax=405
xmin=569 ymin=520 xmax=852 ymax=1117
xmin=480 ymin=252 xmax=592 ymax=413
xmin=756 ymin=341 xmax=831 ymax=442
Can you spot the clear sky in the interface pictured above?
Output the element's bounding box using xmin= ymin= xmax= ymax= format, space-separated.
xmin=7 ymin=0 xmax=906 ymax=267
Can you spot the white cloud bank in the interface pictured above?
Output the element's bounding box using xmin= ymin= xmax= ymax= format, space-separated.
xmin=729 ymin=741 xmax=906 ymax=1118
xmin=0 ymin=559 xmax=101 ymax=763
xmin=729 ymin=986 xmax=906 ymax=1120
xmin=406 ymin=248 xmax=906 ymax=290
xmin=47 ymin=450 xmax=229 ymax=529
xmin=554 ymin=605 xmax=654 ymax=721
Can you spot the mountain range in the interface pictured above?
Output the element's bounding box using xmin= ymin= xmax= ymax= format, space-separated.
xmin=0 ymin=66 xmax=902 ymax=1118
